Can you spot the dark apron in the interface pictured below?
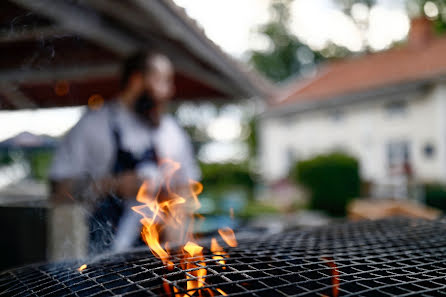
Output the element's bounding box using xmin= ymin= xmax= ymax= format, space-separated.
xmin=88 ymin=113 xmax=158 ymax=255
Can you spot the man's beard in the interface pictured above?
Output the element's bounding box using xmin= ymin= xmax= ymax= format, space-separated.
xmin=133 ymin=93 xmax=160 ymax=127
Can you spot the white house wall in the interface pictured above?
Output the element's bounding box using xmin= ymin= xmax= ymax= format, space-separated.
xmin=260 ymin=83 xmax=446 ymax=185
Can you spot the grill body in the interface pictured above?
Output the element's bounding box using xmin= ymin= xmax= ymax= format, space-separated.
xmin=2 ymin=217 xmax=446 ymax=296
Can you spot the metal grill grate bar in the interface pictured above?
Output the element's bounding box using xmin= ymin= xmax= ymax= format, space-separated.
xmin=2 ymin=217 xmax=446 ymax=296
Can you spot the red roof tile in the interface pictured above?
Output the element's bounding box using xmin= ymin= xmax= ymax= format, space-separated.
xmin=276 ymin=20 xmax=446 ymax=106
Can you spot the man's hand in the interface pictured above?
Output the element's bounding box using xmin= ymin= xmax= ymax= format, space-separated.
xmin=50 ymin=180 xmax=77 ymax=205
xmin=50 ymin=171 xmax=143 ymax=206
xmin=114 ymin=171 xmax=143 ymax=199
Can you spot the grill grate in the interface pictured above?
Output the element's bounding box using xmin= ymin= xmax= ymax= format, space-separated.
xmin=3 ymin=217 xmax=446 ymax=296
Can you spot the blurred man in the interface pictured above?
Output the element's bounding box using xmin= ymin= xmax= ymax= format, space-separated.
xmin=50 ymin=50 xmax=200 ymax=255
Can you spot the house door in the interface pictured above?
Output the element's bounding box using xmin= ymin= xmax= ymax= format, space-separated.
xmin=386 ymin=140 xmax=412 ymax=199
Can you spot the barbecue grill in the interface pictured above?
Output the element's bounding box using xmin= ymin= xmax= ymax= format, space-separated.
xmin=2 ymin=217 xmax=446 ymax=296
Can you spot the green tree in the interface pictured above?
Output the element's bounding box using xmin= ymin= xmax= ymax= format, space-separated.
xmin=339 ymin=0 xmax=446 ymax=34
xmin=335 ymin=0 xmax=376 ymax=13
xmin=407 ymin=0 xmax=446 ymax=33
xmin=249 ymin=0 xmax=324 ymax=82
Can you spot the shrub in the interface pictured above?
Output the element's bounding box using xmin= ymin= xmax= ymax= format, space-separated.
xmin=29 ymin=150 xmax=53 ymax=181
xmin=424 ymin=183 xmax=446 ymax=212
xmin=292 ymin=152 xmax=360 ymax=216
xmin=199 ymin=162 xmax=255 ymax=206
xmin=200 ymin=162 xmax=255 ymax=190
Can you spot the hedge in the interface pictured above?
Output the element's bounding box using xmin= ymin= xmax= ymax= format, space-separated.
xmin=292 ymin=152 xmax=360 ymax=216
xmin=424 ymin=183 xmax=446 ymax=212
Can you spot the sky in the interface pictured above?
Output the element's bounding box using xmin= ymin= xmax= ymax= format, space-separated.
xmin=291 ymin=0 xmax=409 ymax=52
xmin=0 ymin=107 xmax=84 ymax=141
xmin=173 ymin=0 xmax=410 ymax=56
xmin=0 ymin=0 xmax=413 ymax=142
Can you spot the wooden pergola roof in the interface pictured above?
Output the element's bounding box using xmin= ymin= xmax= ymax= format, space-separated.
xmin=0 ymin=0 xmax=273 ymax=110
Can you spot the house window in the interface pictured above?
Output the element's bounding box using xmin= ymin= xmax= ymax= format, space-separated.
xmin=385 ymin=101 xmax=407 ymax=117
xmin=423 ymin=143 xmax=435 ymax=159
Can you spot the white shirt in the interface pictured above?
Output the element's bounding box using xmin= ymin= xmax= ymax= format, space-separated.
xmin=50 ymin=101 xmax=200 ymax=184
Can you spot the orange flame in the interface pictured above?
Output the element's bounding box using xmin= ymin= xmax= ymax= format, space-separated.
xmin=133 ymin=159 xmax=235 ymax=296
xmin=218 ymin=227 xmax=238 ymax=247
xmin=78 ymin=264 xmax=87 ymax=272
xmin=211 ymin=238 xmax=228 ymax=267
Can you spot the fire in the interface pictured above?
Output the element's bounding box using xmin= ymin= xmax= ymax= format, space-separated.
xmin=132 ymin=159 xmax=237 ymax=296
xmin=78 ymin=264 xmax=87 ymax=272
xmin=211 ymin=238 xmax=227 ymax=267
xmin=218 ymin=227 xmax=238 ymax=247
xmin=184 ymin=241 xmax=203 ymax=257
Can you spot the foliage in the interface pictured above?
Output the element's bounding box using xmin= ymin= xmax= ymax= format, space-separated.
xmin=0 ymin=151 xmax=13 ymax=166
xmin=249 ymin=0 xmax=324 ymax=82
xmin=0 ymin=148 xmax=53 ymax=181
xmin=292 ymin=153 xmax=360 ymax=216
xmin=250 ymin=0 xmax=446 ymax=83
xmin=199 ymin=161 xmax=256 ymax=213
xmin=246 ymin=118 xmax=257 ymax=157
xmin=29 ymin=150 xmax=53 ymax=181
xmin=239 ymin=200 xmax=280 ymax=218
xmin=339 ymin=0 xmax=446 ymax=34
xmin=200 ymin=162 xmax=255 ymax=191
xmin=423 ymin=183 xmax=446 ymax=212
xmin=409 ymin=0 xmax=446 ymax=33
xmin=335 ymin=0 xmax=376 ymax=13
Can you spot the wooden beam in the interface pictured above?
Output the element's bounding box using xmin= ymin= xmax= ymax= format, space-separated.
xmin=82 ymin=0 xmax=161 ymax=36
xmin=0 ymin=62 xmax=242 ymax=98
xmin=0 ymin=26 xmax=67 ymax=43
xmin=10 ymin=0 xmax=139 ymax=56
xmin=82 ymin=0 xmax=240 ymax=97
xmin=9 ymin=0 xmax=238 ymax=96
xmin=8 ymin=0 xmax=257 ymax=98
xmin=0 ymin=64 xmax=119 ymax=84
xmin=131 ymin=0 xmax=263 ymax=98
xmin=0 ymin=83 xmax=37 ymax=109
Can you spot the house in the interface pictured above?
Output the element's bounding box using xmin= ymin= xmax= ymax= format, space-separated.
xmin=259 ymin=18 xmax=446 ymax=197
